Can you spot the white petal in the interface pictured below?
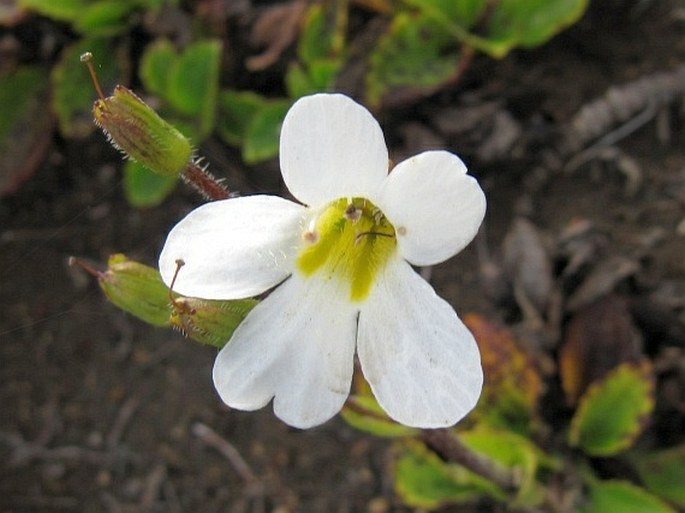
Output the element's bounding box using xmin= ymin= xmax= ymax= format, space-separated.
xmin=373 ymin=151 xmax=486 ymax=266
xmin=357 ymin=258 xmax=483 ymax=428
xmin=279 ymin=94 xmax=389 ymax=206
xmin=212 ymin=273 xmax=358 ymax=429
xmin=159 ymin=195 xmax=306 ymax=299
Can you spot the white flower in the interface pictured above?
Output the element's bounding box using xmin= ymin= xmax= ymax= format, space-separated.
xmin=159 ymin=94 xmax=486 ymax=429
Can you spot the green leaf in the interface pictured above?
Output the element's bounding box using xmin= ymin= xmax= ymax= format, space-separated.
xmin=579 ymin=480 xmax=677 ymax=513
xmin=20 ymin=0 xmax=162 ymax=36
xmin=404 ymin=0 xmax=488 ymax=29
xmin=0 ymin=66 xmax=52 ymax=194
xmin=217 ymin=91 xmax=289 ymax=163
xmin=51 ymin=38 xmax=124 ymax=138
xmin=395 ymin=439 xmax=500 ymax=508
xmin=297 ymin=3 xmax=340 ymax=64
xmin=140 ymin=40 xmax=221 ymax=140
xmin=167 ymin=40 xmax=221 ymax=135
xmin=243 ymin=99 xmax=290 ymax=164
xmin=18 ymin=0 xmax=85 ymax=22
xmin=217 ymin=90 xmax=268 ymax=146
xmin=365 ymin=12 xmax=459 ymax=106
xmin=74 ymin=1 xmax=134 ymax=35
xmin=0 ymin=65 xmax=50 ymax=149
xmin=139 ymin=39 xmax=176 ymax=97
xmin=285 ymin=59 xmax=340 ymax=98
xmin=569 ymin=360 xmax=654 ymax=456
xmin=474 ymin=0 xmax=589 ymax=57
xmin=460 ymin=426 xmax=557 ymax=506
xmin=630 ymin=445 xmax=685 ymax=507
xmin=123 ymin=160 xmax=178 ymax=207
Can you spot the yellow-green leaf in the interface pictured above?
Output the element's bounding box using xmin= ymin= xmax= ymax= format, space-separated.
xmin=461 ymin=426 xmax=557 ymax=506
xmin=579 ymin=479 xmax=676 ymax=513
xmin=341 ymin=395 xmax=417 ymax=438
xmin=630 ymin=445 xmax=685 ymax=507
xmin=569 ymin=360 xmax=654 ymax=456
xmin=395 ymin=439 xmax=499 ymax=508
xmin=123 ymin=160 xmax=178 ymax=207
xmin=366 ymin=12 xmax=459 ymax=107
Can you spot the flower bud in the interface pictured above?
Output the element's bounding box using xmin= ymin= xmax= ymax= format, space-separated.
xmin=95 ymin=254 xmax=173 ymax=327
xmin=170 ymin=296 xmax=257 ymax=348
xmin=93 ymin=85 xmax=192 ymax=176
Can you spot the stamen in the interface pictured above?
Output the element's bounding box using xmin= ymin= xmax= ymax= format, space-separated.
xmin=80 ymin=52 xmax=106 ymax=101
xmin=168 ymin=259 xmax=196 ymax=337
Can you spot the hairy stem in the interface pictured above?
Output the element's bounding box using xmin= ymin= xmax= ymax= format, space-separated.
xmin=181 ymin=159 xmax=231 ymax=201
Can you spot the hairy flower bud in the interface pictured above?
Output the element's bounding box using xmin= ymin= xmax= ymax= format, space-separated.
xmin=90 ymin=254 xmax=173 ymax=327
xmin=71 ymin=254 xmax=257 ymax=346
xmin=93 ymin=85 xmax=192 ymax=176
xmin=170 ymin=296 xmax=257 ymax=348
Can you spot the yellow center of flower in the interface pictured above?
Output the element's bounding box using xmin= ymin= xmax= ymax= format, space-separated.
xmin=296 ymin=197 xmax=397 ymax=302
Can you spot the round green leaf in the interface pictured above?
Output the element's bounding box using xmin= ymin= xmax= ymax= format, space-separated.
xmin=580 ymin=480 xmax=676 ymax=513
xmin=395 ymin=440 xmax=500 ymax=508
xmin=630 ymin=445 xmax=685 ymax=507
xmin=243 ymin=100 xmax=290 ymax=164
xmin=123 ymin=160 xmax=177 ymax=207
xmin=569 ymin=361 xmax=654 ymax=456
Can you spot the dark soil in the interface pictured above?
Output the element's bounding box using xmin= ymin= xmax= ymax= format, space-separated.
xmin=1 ymin=2 xmax=684 ymax=512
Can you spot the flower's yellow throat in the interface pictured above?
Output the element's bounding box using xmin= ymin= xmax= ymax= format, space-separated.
xmin=297 ymin=197 xmax=397 ymax=302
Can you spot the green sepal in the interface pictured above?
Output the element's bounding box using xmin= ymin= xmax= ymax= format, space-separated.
xmin=579 ymin=479 xmax=677 ymax=513
xmin=98 ymin=254 xmax=173 ymax=327
xmin=93 ymin=85 xmax=192 ymax=176
xmin=569 ymin=360 xmax=655 ymax=456
xmin=170 ymin=297 xmax=257 ymax=348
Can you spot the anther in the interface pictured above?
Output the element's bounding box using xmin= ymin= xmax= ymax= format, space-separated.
xmin=303 ymin=230 xmax=319 ymax=244
xmin=344 ymin=203 xmax=361 ymax=222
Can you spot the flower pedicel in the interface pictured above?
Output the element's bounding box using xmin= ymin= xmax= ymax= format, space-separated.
xmin=159 ymin=93 xmax=487 ymax=429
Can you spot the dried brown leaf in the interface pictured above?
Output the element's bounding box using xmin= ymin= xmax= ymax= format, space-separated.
xmin=559 ymin=294 xmax=643 ymax=405
xmin=464 ymin=313 xmax=543 ymax=433
xmin=503 ymin=217 xmax=554 ymax=316
xmin=246 ymin=0 xmax=308 ymax=71
xmin=566 ymin=255 xmax=639 ymax=312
